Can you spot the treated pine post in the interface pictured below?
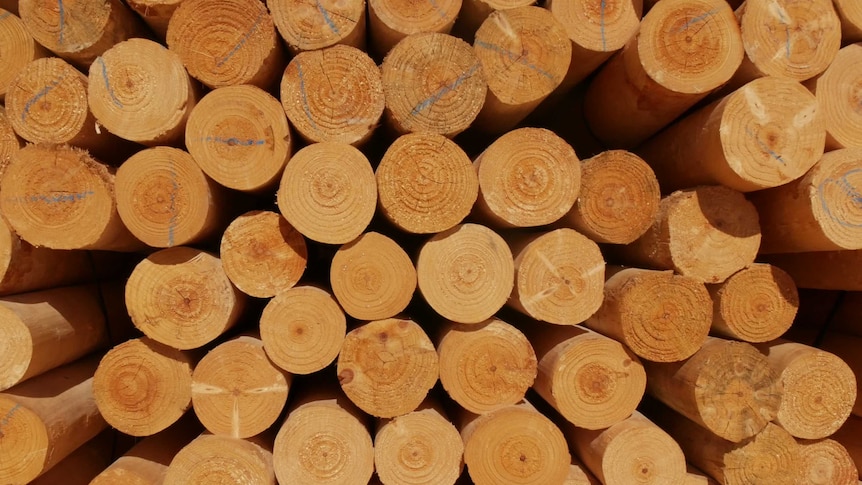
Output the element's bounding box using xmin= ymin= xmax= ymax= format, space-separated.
xmin=416 ymin=223 xmax=514 ymax=324
xmin=708 ymin=264 xmax=799 ymax=343
xmin=565 ymin=460 xmax=600 ymax=485
xmin=88 ymin=38 xmax=201 ymax=147
xmin=29 ymin=430 xmax=115 ymax=485
xmin=267 ymin=0 xmax=366 ymax=53
xmin=125 ymin=0 xmax=184 ymax=38
xmin=164 ymin=433 xmax=276 ymax=485
xmin=220 ymin=211 xmax=307 ymax=299
xmin=637 ymin=77 xmax=824 ymax=193
xmin=380 ymin=32 xmax=487 ymax=137
xmin=277 ymin=142 xmax=377 ymax=245
xmin=259 ymin=286 xmax=346 ymax=375
xmin=0 ymin=357 xmax=107 ymax=485
xmin=0 ymin=10 xmax=49 ymax=101
xmin=367 ymin=0 xmax=461 ymax=56
xmin=763 ymin=250 xmax=862 ymax=290
xmin=0 ymin=144 xmax=143 ymax=251
xmin=437 ymin=318 xmax=537 ymax=414
xmin=125 ymin=247 xmax=247 ymax=350
xmin=797 ymin=438 xmax=859 ymax=485
xmin=834 ymin=0 xmax=862 ymax=43
xmin=93 ymin=337 xmax=197 ymax=437
xmin=818 ymin=333 xmax=862 ymax=418
xmin=0 ymin=106 xmax=22 ymax=159
xmin=337 ymin=317 xmax=439 ymax=418
xmin=280 ymin=45 xmax=384 ymax=146
xmin=832 ymin=416 xmax=862 ymax=481
xmin=115 ymin=147 xmax=230 ymax=248
xmin=376 ymin=132 xmax=478 ymax=234
xmin=585 ymin=267 xmax=712 ymax=362
xmin=805 ymin=44 xmax=862 ymax=150
xmin=584 ymin=0 xmax=744 ymax=148
xmin=612 ymin=185 xmax=761 ymax=284
xmin=451 ymin=0 xmax=534 ymax=42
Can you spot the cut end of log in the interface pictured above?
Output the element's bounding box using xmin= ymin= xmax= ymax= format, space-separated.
xmin=810 ymin=44 xmax=862 ymax=150
xmin=268 ymin=0 xmax=366 ymax=52
xmin=0 ymin=397 xmax=48 ymax=484
xmin=722 ymin=423 xmax=800 ymax=485
xmin=0 ymin=107 xmax=21 ymax=162
xmin=18 ymin=0 xmax=111 ymax=63
xmin=803 ymin=148 xmax=862 ymax=252
xmin=0 ymin=10 xmax=46 ymax=101
xmin=834 ymin=0 xmax=862 ymax=43
xmin=797 ymin=438 xmax=859 ymax=485
xmin=549 ymin=0 xmax=642 ymax=53
xmin=368 ymin=0 xmax=461 ymax=55
xmin=164 ymin=434 xmax=275 ymax=485
xmin=0 ymin=306 xmax=32 ymax=390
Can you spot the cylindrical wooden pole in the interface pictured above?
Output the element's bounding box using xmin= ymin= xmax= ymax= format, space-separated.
xmin=818 ymin=333 xmax=862 ymax=418
xmin=0 ymin=9 xmax=49 ymax=101
xmin=125 ymin=247 xmax=247 ymax=350
xmin=565 ymin=460 xmax=600 ymax=485
xmin=337 ymin=317 xmax=439 ymax=418
xmin=637 ymin=76 xmax=825 ymax=192
xmin=277 ymin=142 xmax=377 ymax=245
xmin=797 ymin=438 xmax=858 ymax=485
xmin=29 ymin=430 xmax=115 ymax=485
xmin=376 ymin=132 xmax=478 ymax=234
xmin=280 ymin=45 xmax=384 ymax=146
xmin=613 ymin=185 xmax=761 ymax=284
xmin=267 ymin=0 xmax=366 ymax=53
xmin=450 ymin=0 xmax=534 ymax=42
xmin=584 ymin=0 xmax=744 ymax=148
xmin=93 ymin=337 xmax=196 ymax=437
xmin=380 ymin=32 xmax=487 ymax=137
xmin=125 ymin=0 xmax=184 ymax=38
xmin=88 ymin=38 xmax=200 ymax=146
xmin=0 ymin=144 xmax=143 ymax=251
xmin=585 ymin=267 xmax=712 ymax=362
xmin=0 ymin=106 xmax=22 ymax=159
xmin=805 ymin=44 xmax=862 ymax=151
xmin=834 ymin=0 xmax=862 ymax=43
xmin=832 ymin=415 xmax=862 ymax=481
xmin=164 ymin=433 xmax=276 ymax=485
xmin=763 ymin=250 xmax=862 ymax=290
xmin=416 ymin=223 xmax=514 ymax=324
xmin=368 ymin=0 xmax=460 ymax=56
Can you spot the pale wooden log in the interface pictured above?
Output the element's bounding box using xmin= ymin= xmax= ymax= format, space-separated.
xmin=460 ymin=400 xmax=571 ymax=485
xmin=116 ymin=146 xmax=228 ymax=248
xmin=473 ymin=127 xmax=581 ymax=228
xmin=125 ymin=247 xmax=247 ymax=350
xmin=637 ymin=76 xmax=824 ymax=192
xmin=508 ymin=229 xmax=604 ymax=325
xmin=29 ymin=429 xmax=114 ymax=485
xmin=560 ymin=150 xmax=660 ymax=245
xmin=709 ymin=264 xmax=798 ymax=342
xmin=368 ymin=0 xmax=460 ymax=55
xmin=832 ymin=415 xmax=862 ymax=480
xmin=0 ymin=144 xmax=143 ymax=251
xmin=376 ymin=132 xmax=478 ymax=234
xmin=220 ymin=211 xmax=307 ymax=298
xmin=88 ymin=38 xmax=200 ymax=146
xmin=797 ymin=438 xmax=859 ymax=485
xmin=331 ymin=231 xmax=416 ymax=320
xmin=644 ymin=337 xmax=782 ymax=442
xmin=126 ymin=0 xmax=184 ymax=38
xmin=613 ymin=185 xmax=761 ymax=284
xmin=437 ymin=318 xmax=537 ymax=414
xmin=337 ymin=317 xmax=439 ymax=418
xmin=564 ymin=460 xmax=600 ymax=485
xmin=585 ymin=267 xmax=712 ymax=362
xmin=584 ymin=0 xmax=744 ymax=148
xmin=185 ymin=85 xmax=292 ymax=192
xmin=451 ymin=0 xmax=534 ymax=42
xmin=818 ymin=333 xmax=862 ymax=418
xmin=164 ymin=433 xmax=276 ymax=485
xmin=684 ymin=467 xmax=715 ymax=485
xmin=380 ymin=32 xmax=487 ymax=137
xmin=0 ymin=357 xmax=107 ymax=484
xmin=93 ymin=337 xmax=196 ymax=437
xmin=805 ymin=44 xmax=862 ymax=150
xmin=267 ymin=0 xmax=366 ymax=53
xmin=471 ymin=7 xmax=572 ymax=133
xmin=18 ymin=0 xmax=147 ymax=69
xmin=416 ymin=223 xmax=514 ymax=324
xmin=834 ymin=0 xmax=862 ymax=43
xmin=259 ymin=285 xmax=346 ymax=375
xmin=750 ymin=147 xmax=862 ymax=253
xmin=0 ymin=9 xmax=49 ymax=101
xmin=280 ymin=45 xmax=384 ymax=146
xmin=0 ymin=105 xmax=22 ymax=160
xmin=763 ymin=250 xmax=862 ymax=290
xmin=277 ymin=142 xmax=376 ymax=245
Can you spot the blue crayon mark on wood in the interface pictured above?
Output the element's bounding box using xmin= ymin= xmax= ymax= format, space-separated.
xmin=216 ymin=11 xmax=265 ymax=67
xmin=58 ymin=0 xmax=66 ymax=44
xmin=428 ymin=0 xmax=447 ymax=20
xmin=205 ymin=136 xmax=266 ymax=146
xmin=23 ymin=190 xmax=95 ymax=204
xmin=315 ymin=0 xmax=341 ymax=35
xmin=818 ymin=168 xmax=862 ymax=228
xmin=474 ymin=40 xmax=554 ymax=80
xmin=673 ymin=9 xmax=717 ymax=33
xmin=411 ymin=64 xmax=480 ymax=116
xmin=0 ymin=11 xmax=12 ymax=20
xmin=296 ymin=63 xmax=320 ymax=131
xmin=777 ymin=9 xmax=792 ymax=60
xmin=97 ymin=58 xmax=124 ymax=108
xmin=21 ymin=77 xmax=65 ymax=121
xmin=0 ymin=404 xmax=22 ymax=437
xmin=745 ymin=128 xmax=786 ymax=165
xmin=600 ymin=0 xmax=607 ymax=52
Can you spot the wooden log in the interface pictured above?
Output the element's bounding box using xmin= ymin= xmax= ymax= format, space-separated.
xmin=834 ymin=0 xmax=862 ymax=43
xmin=164 ymin=433 xmax=276 ymax=485
xmin=818 ymin=332 xmax=862 ymax=418
xmin=0 ymin=144 xmax=143 ymax=251
xmin=30 ymin=429 xmax=115 ymax=485
xmin=280 ymin=45 xmax=384 ymax=146
xmin=460 ymin=400 xmax=571 ymax=485
xmin=374 ymin=398 xmax=464 ymax=485
xmin=93 ymin=337 xmax=196 ymax=437
xmin=416 ymin=223 xmax=514 ymax=324
xmin=0 ymin=357 xmax=107 ymax=484
xmin=450 ymin=0 xmax=534 ymax=43
xmin=368 ymin=0 xmax=460 ymax=56
xmin=508 ymin=229 xmax=604 ymax=325
xmin=805 ymin=44 xmax=862 ymax=150
xmin=584 ymin=0 xmax=744 ymax=148
xmin=585 ymin=267 xmax=712 ymax=362
xmin=376 ymin=132 xmax=478 ymax=234
xmin=277 ymin=142 xmax=376 ymax=245
xmin=125 ymin=0 xmax=184 ymax=39
xmin=337 ymin=317 xmax=439 ymax=418
xmin=763 ymin=250 xmax=862 ymax=290
xmin=437 ymin=318 xmax=537 ymax=414
xmin=565 ymin=411 xmax=687 ymax=485
xmin=331 ymin=231 xmax=416 ymax=320
xmin=259 ymin=285 xmax=346 ymax=375
xmin=471 ymin=7 xmax=572 ymax=133
xmin=185 ymin=84 xmax=292 ymax=192
xmin=115 ymin=146 xmax=228 ymax=248
xmin=273 ymin=387 xmax=374 ymax=485
xmin=88 ymin=38 xmax=200 ymax=146
xmin=267 ymin=0 xmax=366 ymax=53
xmin=565 ymin=460 xmax=600 ymax=485
xmin=832 ymin=415 xmax=862 ymax=481
xmin=644 ymin=337 xmax=782 ymax=443
xmin=0 ymin=284 xmax=110 ymax=391
xmin=637 ymin=76 xmax=824 ymax=193
xmin=0 ymin=105 xmax=22 ymax=160
xmin=472 ymin=127 xmax=581 ymax=228
xmin=749 ymin=147 xmax=862 ymax=253
xmin=0 ymin=9 xmax=49 ymax=102
xmin=612 ymin=185 xmax=761 ymax=284
xmin=220 ymin=211 xmax=307 ymax=299
xmin=709 ymin=264 xmax=798 ymax=343
xmin=797 ymin=438 xmax=858 ymax=485
xmin=560 ymin=150 xmax=660 ymax=245
xmin=18 ymin=0 xmax=147 ymax=69
xmin=526 ymin=324 xmax=646 ymax=430
xmin=125 ymin=247 xmax=247 ymax=350
xmin=380 ymin=32 xmax=487 ymax=137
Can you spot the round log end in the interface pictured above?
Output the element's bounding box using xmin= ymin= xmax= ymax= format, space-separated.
xmin=722 ymin=423 xmax=800 ymax=485
xmin=164 ymin=434 xmax=276 ymax=485
xmin=0 ymin=397 xmax=48 ymax=484
xmin=797 ymin=438 xmax=859 ymax=485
